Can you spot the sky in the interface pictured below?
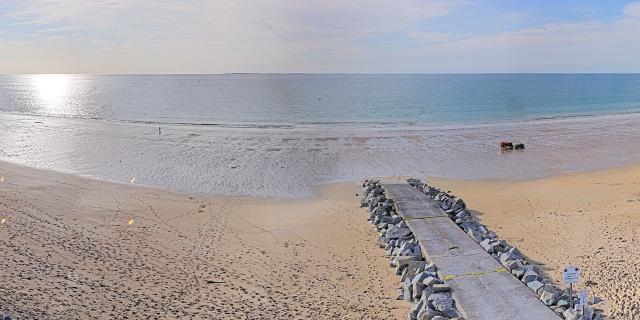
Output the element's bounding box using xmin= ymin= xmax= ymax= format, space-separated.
xmin=1 ymin=0 xmax=640 ymax=73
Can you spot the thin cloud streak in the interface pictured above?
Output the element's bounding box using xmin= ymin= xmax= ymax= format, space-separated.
xmin=0 ymin=0 xmax=639 ymax=73
xmin=624 ymin=1 xmax=640 ymax=17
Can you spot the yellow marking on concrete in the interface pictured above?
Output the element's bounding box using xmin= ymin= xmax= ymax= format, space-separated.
xmin=444 ymin=268 xmax=508 ymax=281
xmin=403 ymin=215 xmax=449 ymax=220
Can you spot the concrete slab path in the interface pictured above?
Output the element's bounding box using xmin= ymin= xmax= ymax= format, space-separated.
xmin=383 ymin=183 xmax=560 ymax=320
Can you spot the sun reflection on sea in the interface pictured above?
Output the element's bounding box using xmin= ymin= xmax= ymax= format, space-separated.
xmin=31 ymin=74 xmax=72 ymax=114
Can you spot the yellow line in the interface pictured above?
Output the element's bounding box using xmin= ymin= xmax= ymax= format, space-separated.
xmin=403 ymin=216 xmax=449 ymax=220
xmin=444 ymin=268 xmax=508 ymax=280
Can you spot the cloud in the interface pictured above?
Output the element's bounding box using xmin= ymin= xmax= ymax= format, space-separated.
xmin=402 ymin=18 xmax=640 ymax=73
xmin=0 ymin=0 xmax=464 ymax=73
xmin=624 ymin=2 xmax=640 ymax=17
xmin=1 ymin=0 xmax=461 ymax=44
xmin=0 ymin=1 xmax=639 ymax=73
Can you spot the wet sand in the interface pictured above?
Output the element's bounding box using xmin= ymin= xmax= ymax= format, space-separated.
xmin=431 ymin=164 xmax=640 ymax=318
xmin=0 ymin=161 xmax=405 ymax=319
xmin=5 ymin=111 xmax=640 ymax=198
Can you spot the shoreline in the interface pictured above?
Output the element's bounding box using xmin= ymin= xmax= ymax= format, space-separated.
xmin=4 ymin=153 xmax=640 ymax=196
xmin=4 ymin=105 xmax=640 ymax=132
xmin=5 ymin=108 xmax=640 ymax=198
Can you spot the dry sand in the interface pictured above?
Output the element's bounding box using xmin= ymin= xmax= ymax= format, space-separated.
xmin=0 ymin=161 xmax=406 ymax=319
xmin=431 ymin=164 xmax=640 ymax=319
xmin=5 ymin=156 xmax=640 ymax=320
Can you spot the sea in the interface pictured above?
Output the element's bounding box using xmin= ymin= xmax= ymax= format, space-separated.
xmin=1 ymin=73 xmax=640 ymax=198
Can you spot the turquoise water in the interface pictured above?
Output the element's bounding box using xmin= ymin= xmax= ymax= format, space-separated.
xmin=2 ymin=74 xmax=640 ymax=126
xmin=2 ymin=74 xmax=640 ymax=197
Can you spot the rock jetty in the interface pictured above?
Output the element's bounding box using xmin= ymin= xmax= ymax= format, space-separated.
xmin=362 ymin=180 xmax=463 ymax=320
xmin=361 ymin=178 xmax=605 ymax=320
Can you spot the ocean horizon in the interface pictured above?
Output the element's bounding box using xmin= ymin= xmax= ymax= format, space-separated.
xmin=2 ymin=73 xmax=640 ymax=198
xmin=2 ymin=73 xmax=640 ymax=126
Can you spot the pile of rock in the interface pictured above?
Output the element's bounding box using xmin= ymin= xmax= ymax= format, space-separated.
xmin=500 ymin=142 xmax=525 ymax=150
xmin=1 ymin=313 xmax=12 ymax=320
xmin=361 ymin=180 xmax=463 ymax=320
xmin=406 ymin=178 xmax=604 ymax=320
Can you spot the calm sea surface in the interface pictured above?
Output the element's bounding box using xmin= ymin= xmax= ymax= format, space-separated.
xmin=2 ymin=74 xmax=640 ymax=126
xmin=1 ymin=74 xmax=640 ymax=197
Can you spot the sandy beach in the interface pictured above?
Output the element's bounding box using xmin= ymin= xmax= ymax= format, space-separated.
xmin=3 ymin=158 xmax=640 ymax=319
xmin=0 ymin=160 xmax=406 ymax=319
xmin=3 ymin=0 xmax=640 ymax=319
xmin=432 ymin=164 xmax=640 ymax=319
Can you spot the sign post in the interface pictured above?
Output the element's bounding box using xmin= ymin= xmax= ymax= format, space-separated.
xmin=579 ymin=290 xmax=589 ymax=306
xmin=563 ymin=266 xmax=580 ymax=308
xmin=579 ymin=290 xmax=589 ymax=315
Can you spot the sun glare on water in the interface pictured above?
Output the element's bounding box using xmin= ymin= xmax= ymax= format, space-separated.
xmin=31 ymin=74 xmax=72 ymax=113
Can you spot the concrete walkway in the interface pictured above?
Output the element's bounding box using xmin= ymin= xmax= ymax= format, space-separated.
xmin=383 ymin=183 xmax=560 ymax=320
